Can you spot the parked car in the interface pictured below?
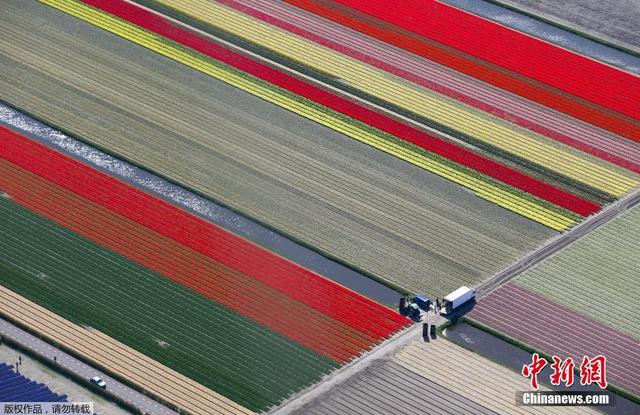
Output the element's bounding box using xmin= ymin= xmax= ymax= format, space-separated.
xmin=90 ymin=376 xmax=106 ymax=389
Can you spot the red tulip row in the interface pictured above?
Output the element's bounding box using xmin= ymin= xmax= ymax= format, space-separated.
xmin=222 ymin=0 xmax=640 ymax=174
xmin=0 ymin=159 xmax=382 ymax=363
xmin=285 ymin=0 xmax=640 ymax=142
xmin=0 ymin=127 xmax=410 ymax=348
xmin=78 ymin=0 xmax=600 ymax=217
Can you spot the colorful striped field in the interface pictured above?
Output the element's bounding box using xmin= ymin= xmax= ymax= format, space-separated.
xmin=285 ymin=0 xmax=640 ymax=141
xmin=0 ymin=159 xmax=379 ymax=362
xmin=0 ymin=0 xmax=558 ymax=298
xmin=139 ymin=0 xmax=640 ymax=200
xmin=328 ymin=0 xmax=640 ymax=120
xmin=0 ymin=286 xmax=253 ymax=415
xmin=56 ymin=0 xmax=640 ymax=228
xmin=0 ymin=126 xmax=410 ymax=411
xmin=469 ymin=205 xmax=640 ymax=398
xmin=35 ymin=0 xmax=595 ymax=231
xmin=212 ymin=0 xmax=640 ymax=175
xmin=2 ymin=0 xmax=633 ymax=287
xmin=470 ymin=284 xmax=640 ymax=398
xmin=3 ymin=0 xmax=640 ymax=412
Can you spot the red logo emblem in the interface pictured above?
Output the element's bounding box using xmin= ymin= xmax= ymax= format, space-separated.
xmin=580 ymin=355 xmax=608 ymax=389
xmin=522 ymin=354 xmax=608 ymax=389
xmin=550 ymin=356 xmax=575 ymax=387
xmin=522 ymin=353 xmax=547 ymax=390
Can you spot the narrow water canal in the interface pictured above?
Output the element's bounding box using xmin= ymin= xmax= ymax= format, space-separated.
xmin=0 ymin=102 xmax=403 ymax=307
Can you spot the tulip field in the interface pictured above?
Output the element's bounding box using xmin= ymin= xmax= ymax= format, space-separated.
xmin=0 ymin=126 xmax=410 ymax=412
xmin=0 ymin=286 xmax=251 ymax=415
xmin=469 ymin=206 xmax=640 ymax=398
xmin=285 ymin=0 xmax=640 ymax=139
xmin=31 ymin=0 xmax=640 ymax=232
xmin=0 ymin=0 xmax=557 ymax=297
xmin=2 ymin=0 xmax=640 ymax=412
xmin=36 ymin=0 xmax=593 ymax=230
xmin=143 ymin=0 xmax=638 ymax=199
xmin=210 ymin=0 xmax=640 ymax=175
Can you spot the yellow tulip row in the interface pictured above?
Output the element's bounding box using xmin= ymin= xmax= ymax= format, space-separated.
xmin=152 ymin=0 xmax=640 ymax=196
xmin=40 ymin=0 xmax=578 ymax=230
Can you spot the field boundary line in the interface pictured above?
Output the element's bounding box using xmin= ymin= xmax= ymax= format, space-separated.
xmin=269 ymin=313 xmax=448 ymax=414
xmin=477 ymin=186 xmax=640 ymax=298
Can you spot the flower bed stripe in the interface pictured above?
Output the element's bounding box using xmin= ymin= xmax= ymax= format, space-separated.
xmin=0 ymin=201 xmax=338 ymax=411
xmin=42 ymin=0 xmax=596 ymax=225
xmin=0 ymin=158 xmax=379 ymax=363
xmin=284 ymin=0 xmax=640 ymax=142
xmin=0 ymin=127 xmax=410 ymax=339
xmin=0 ymin=287 xmax=254 ymax=415
xmin=132 ymin=0 xmax=638 ymax=198
xmin=469 ymin=283 xmax=640 ymax=396
xmin=218 ymin=0 xmax=640 ymax=174
xmin=330 ymin=0 xmax=640 ymax=120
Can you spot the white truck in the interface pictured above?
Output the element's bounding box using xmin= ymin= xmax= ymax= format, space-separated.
xmin=440 ymin=286 xmax=476 ymax=315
